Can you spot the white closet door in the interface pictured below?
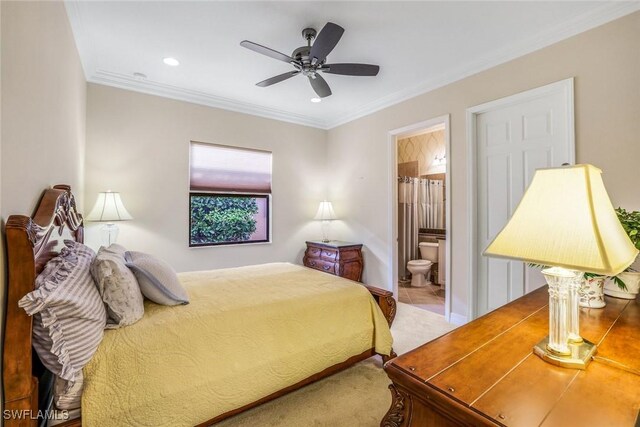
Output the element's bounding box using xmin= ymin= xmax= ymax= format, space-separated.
xmin=476 ymin=80 xmax=575 ymax=316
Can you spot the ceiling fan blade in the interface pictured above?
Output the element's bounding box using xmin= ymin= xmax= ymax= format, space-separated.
xmin=308 ymin=74 xmax=332 ymax=98
xmin=240 ymin=40 xmax=295 ymax=64
xmin=256 ymin=71 xmax=300 ymax=87
xmin=322 ymin=63 xmax=380 ymax=76
xmin=309 ymin=22 xmax=344 ymax=64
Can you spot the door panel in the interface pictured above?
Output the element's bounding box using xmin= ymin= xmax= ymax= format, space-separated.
xmin=476 ymin=81 xmax=574 ymax=316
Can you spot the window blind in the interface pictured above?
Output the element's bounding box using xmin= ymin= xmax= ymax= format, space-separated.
xmin=190 ymin=142 xmax=272 ymax=193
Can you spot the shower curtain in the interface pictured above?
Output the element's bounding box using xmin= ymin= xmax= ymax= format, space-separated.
xmin=399 ymin=177 xmax=445 ymax=280
xmin=398 ymin=177 xmax=419 ymax=280
xmin=422 ymin=179 xmax=445 ymax=229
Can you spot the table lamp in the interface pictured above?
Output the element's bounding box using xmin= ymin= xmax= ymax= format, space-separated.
xmin=484 ymin=164 xmax=637 ymax=369
xmin=86 ymin=191 xmax=133 ymax=246
xmin=314 ymin=200 xmax=337 ymax=243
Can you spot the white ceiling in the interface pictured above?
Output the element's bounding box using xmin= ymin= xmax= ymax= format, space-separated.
xmin=65 ymin=1 xmax=639 ymax=129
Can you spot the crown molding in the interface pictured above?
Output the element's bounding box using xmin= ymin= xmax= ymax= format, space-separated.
xmin=65 ymin=1 xmax=93 ymax=80
xmin=324 ymin=2 xmax=640 ymax=129
xmin=89 ymin=70 xmax=328 ymax=129
xmin=69 ymin=1 xmax=640 ymax=131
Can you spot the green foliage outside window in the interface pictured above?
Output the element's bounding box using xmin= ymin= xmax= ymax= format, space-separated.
xmin=190 ymin=195 xmax=259 ymax=245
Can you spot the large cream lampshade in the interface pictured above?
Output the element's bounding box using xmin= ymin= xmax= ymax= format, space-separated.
xmin=484 ymin=164 xmax=637 ymax=369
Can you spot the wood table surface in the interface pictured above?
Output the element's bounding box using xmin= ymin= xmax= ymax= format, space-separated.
xmin=381 ymin=286 xmax=640 ymax=427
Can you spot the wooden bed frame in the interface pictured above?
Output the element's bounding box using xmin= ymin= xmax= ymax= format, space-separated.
xmin=2 ymin=185 xmax=397 ymax=427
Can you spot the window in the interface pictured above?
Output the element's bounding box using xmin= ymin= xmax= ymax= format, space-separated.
xmin=189 ymin=141 xmax=271 ymax=247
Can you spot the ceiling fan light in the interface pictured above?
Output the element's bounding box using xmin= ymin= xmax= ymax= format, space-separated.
xmin=163 ymin=57 xmax=180 ymax=66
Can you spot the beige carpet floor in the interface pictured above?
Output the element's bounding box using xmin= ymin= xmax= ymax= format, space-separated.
xmin=215 ymin=303 xmax=455 ymax=427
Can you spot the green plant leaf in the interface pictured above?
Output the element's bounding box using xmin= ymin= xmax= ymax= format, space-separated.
xmin=613 ymin=276 xmax=628 ymax=291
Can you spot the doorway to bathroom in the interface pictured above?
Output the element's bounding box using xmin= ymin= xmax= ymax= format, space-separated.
xmin=389 ymin=116 xmax=451 ymax=320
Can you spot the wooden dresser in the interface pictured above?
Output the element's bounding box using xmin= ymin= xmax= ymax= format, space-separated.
xmin=382 ymin=287 xmax=640 ymax=427
xmin=303 ymin=240 xmax=363 ymax=282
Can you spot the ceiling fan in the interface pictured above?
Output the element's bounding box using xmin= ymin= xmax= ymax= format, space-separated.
xmin=240 ymin=22 xmax=380 ymax=98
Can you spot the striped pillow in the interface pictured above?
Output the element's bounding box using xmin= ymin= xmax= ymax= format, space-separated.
xmin=19 ymin=240 xmax=106 ymax=388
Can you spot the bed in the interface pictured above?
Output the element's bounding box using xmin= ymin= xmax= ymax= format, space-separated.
xmin=2 ymin=185 xmax=397 ymax=427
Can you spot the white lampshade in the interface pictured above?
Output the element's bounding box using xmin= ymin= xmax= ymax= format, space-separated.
xmin=86 ymin=191 xmax=133 ymax=222
xmin=314 ymin=201 xmax=337 ymax=221
xmin=484 ymin=164 xmax=637 ymax=276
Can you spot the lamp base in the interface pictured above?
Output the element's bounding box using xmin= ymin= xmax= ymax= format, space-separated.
xmin=100 ymin=223 xmax=119 ymax=247
xmin=533 ymin=336 xmax=596 ymax=370
xmin=320 ymin=220 xmax=331 ymax=243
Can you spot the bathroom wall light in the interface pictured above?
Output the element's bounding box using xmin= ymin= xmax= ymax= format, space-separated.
xmin=426 ymin=154 xmax=446 ymax=175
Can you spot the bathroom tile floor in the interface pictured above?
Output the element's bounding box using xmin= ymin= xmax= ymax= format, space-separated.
xmin=398 ymin=281 xmax=446 ymax=316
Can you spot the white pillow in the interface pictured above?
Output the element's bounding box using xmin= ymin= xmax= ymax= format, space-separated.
xmin=124 ymin=251 xmax=189 ymax=306
xmin=90 ymin=244 xmax=145 ymax=328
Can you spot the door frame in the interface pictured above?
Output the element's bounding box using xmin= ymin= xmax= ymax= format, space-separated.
xmin=466 ymin=78 xmax=575 ymax=320
xmin=388 ymin=114 xmax=452 ymax=322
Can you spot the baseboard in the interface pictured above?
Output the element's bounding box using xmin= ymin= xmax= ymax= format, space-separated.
xmin=448 ymin=312 xmax=468 ymax=326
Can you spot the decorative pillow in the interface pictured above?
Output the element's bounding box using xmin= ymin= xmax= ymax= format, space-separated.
xmin=19 ymin=240 xmax=106 ymax=388
xmin=54 ymin=373 xmax=83 ymax=410
xmin=90 ymin=244 xmax=144 ymax=328
xmin=124 ymin=251 xmax=189 ymax=305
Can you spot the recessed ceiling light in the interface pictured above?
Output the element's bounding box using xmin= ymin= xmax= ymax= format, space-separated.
xmin=310 ymin=97 xmax=322 ymax=103
xmin=163 ymin=57 xmax=180 ymax=66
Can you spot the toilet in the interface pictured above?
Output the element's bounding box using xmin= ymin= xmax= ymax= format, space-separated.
xmin=406 ymin=242 xmax=439 ymax=288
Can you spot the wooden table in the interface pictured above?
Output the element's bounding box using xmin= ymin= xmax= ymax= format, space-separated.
xmin=381 ymin=287 xmax=640 ymax=426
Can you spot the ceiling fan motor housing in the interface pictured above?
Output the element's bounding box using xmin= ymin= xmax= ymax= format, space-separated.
xmin=292 ymin=46 xmax=311 ymax=63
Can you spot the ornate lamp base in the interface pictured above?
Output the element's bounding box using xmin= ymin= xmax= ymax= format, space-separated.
xmin=99 ymin=223 xmax=119 ymax=247
xmin=533 ymin=336 xmax=597 ymax=370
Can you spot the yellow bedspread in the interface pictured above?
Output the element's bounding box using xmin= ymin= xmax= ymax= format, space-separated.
xmin=82 ymin=262 xmax=392 ymax=426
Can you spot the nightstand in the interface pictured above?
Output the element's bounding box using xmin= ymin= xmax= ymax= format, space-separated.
xmin=303 ymin=240 xmax=364 ymax=282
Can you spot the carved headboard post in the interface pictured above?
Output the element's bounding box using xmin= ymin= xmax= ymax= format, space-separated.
xmin=3 ymin=217 xmax=38 ymax=426
xmin=2 ymin=185 xmax=83 ymax=426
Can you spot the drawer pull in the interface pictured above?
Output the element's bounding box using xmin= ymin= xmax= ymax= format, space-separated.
xmin=309 ymin=261 xmax=316 ymax=267
xmin=323 ymin=265 xmax=331 ymax=271
xmin=447 ymin=387 xmax=455 ymax=393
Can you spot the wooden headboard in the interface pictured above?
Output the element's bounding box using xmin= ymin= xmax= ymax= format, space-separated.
xmin=3 ymin=185 xmax=83 ymax=426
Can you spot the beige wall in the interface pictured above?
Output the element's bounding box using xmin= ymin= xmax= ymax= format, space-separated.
xmin=397 ymin=129 xmax=445 ymax=177
xmin=85 ymin=84 xmax=327 ymax=272
xmin=1 ymin=2 xmax=86 ymax=217
xmin=0 ymin=0 xmax=86 ymax=412
xmin=327 ymin=12 xmax=640 ymax=320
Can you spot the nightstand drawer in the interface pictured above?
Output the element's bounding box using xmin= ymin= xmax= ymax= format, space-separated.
xmin=307 ymin=247 xmax=322 ymax=258
xmin=320 ymin=249 xmax=338 ymax=261
xmin=305 ymin=259 xmax=337 ymax=274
